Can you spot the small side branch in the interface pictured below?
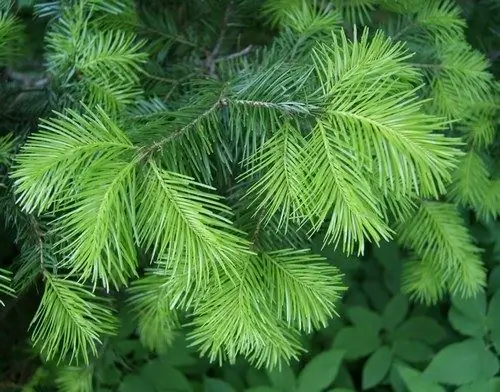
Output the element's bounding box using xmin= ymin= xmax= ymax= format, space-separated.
xmin=143 ymin=91 xmax=229 ymax=158
xmin=214 ymin=45 xmax=253 ymax=63
xmin=205 ymin=1 xmax=234 ymax=77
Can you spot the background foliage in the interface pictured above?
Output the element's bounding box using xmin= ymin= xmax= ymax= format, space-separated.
xmin=0 ymin=0 xmax=499 ymax=390
xmin=7 ymin=225 xmax=500 ymax=392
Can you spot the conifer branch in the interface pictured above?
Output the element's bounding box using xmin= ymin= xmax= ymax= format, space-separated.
xmin=146 ymin=96 xmax=227 ymax=154
xmin=2 ymin=0 xmax=497 ymax=369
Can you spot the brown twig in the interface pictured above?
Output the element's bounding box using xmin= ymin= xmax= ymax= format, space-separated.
xmin=214 ymin=45 xmax=253 ymax=63
xmin=204 ymin=1 xmax=234 ymax=78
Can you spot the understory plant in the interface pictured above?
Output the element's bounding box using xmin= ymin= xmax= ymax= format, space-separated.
xmin=0 ymin=0 xmax=499 ymax=380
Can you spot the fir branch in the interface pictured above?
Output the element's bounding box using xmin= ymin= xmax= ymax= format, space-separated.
xmin=396 ymin=201 xmax=486 ymax=297
xmin=136 ymin=159 xmax=252 ymax=298
xmin=401 ymin=257 xmax=447 ymax=305
xmin=239 ymin=121 xmax=309 ymax=230
xmin=0 ymin=268 xmax=14 ymax=306
xmin=12 ymin=106 xmax=138 ymax=214
xmin=127 ymin=272 xmax=180 ymax=353
xmin=30 ymin=272 xmax=118 ymax=365
xmin=448 ymin=150 xmax=495 ymax=219
xmin=188 ymin=256 xmax=303 ymax=368
xmin=56 ymin=365 xmax=94 ymax=392
xmin=53 ymin=157 xmax=139 ymax=291
xmin=259 ymin=249 xmax=345 ymax=332
xmin=145 ymin=95 xmax=226 ymax=155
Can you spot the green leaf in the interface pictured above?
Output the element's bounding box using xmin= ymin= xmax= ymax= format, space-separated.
xmin=333 ymin=327 xmax=380 ymax=360
xmin=451 ymin=291 xmax=487 ymax=319
xmin=382 ymin=294 xmax=409 ymax=331
xmin=456 ymin=379 xmax=500 ymax=392
xmin=267 ymin=364 xmax=295 ymax=391
xmin=333 ymin=365 xmax=355 ymax=390
xmin=362 ymin=346 xmax=392 ymax=390
xmin=157 ymin=336 xmax=197 ymax=367
xmin=392 ymin=316 xmax=446 ymax=345
xmin=372 ymin=241 xmax=401 ymax=269
xmin=487 ymin=290 xmax=500 ymax=332
xmin=392 ymin=340 xmax=434 ymax=363
xmin=346 ymin=306 xmax=383 ymax=333
xmin=389 ymin=365 xmax=406 ymax=392
xmin=246 ymin=368 xmax=269 ymax=387
xmin=396 ymin=365 xmax=445 ymax=392
xmin=489 ymin=329 xmax=500 ymax=354
xmin=222 ymin=367 xmax=245 ymax=392
xmin=329 ymin=389 xmax=356 ymax=392
xmin=205 ymin=378 xmax=236 ymax=392
xmin=141 ymin=361 xmax=192 ymax=392
xmin=448 ymin=307 xmax=486 ymax=337
xmin=119 ymin=375 xmax=156 ymax=392
xmin=488 ymin=267 xmax=500 ymax=295
xmin=423 ymin=338 xmax=499 ymax=385
xmin=296 ymin=349 xmax=345 ymax=392
xmin=245 ymin=388 xmax=281 ymax=392
xmin=362 ymin=281 xmax=391 ymax=312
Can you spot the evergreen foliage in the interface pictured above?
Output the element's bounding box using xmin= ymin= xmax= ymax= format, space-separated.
xmin=0 ymin=0 xmax=498 ymax=376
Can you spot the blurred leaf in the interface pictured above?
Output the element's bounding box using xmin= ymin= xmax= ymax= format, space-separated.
xmin=267 ymin=363 xmax=295 ymax=391
xmin=361 ymin=346 xmax=392 ymax=390
xmin=296 ymin=349 xmax=345 ymax=392
xmin=119 ymin=375 xmax=156 ymax=392
xmin=247 ymin=368 xmax=270 ymax=387
xmin=382 ymin=294 xmax=409 ymax=331
xmin=329 ymin=389 xmax=356 ymax=392
xmin=392 ymin=339 xmax=434 ymax=363
xmin=488 ymin=267 xmax=500 ymax=295
xmin=222 ymin=367 xmax=246 ymax=391
xmin=333 ymin=365 xmax=355 ymax=390
xmin=423 ymin=338 xmax=499 ymax=386
xmin=346 ymin=306 xmax=383 ymax=332
xmin=455 ymin=378 xmax=500 ymax=392
xmin=397 ymin=365 xmax=445 ymax=392
xmin=489 ymin=329 xmax=500 ymax=354
xmin=158 ymin=335 xmax=198 ymax=366
xmin=487 ymin=290 xmax=500 ymax=331
xmin=392 ymin=316 xmax=447 ymax=345
xmin=383 ymin=266 xmax=403 ymax=294
xmin=343 ymin=290 xmax=369 ymax=308
xmin=451 ymin=291 xmax=487 ymax=319
xmin=205 ymin=378 xmax=236 ymax=392
xmin=245 ymin=388 xmax=281 ymax=392
xmin=333 ymin=327 xmax=380 ymax=360
xmin=113 ymin=339 xmax=142 ymax=357
xmin=362 ymin=281 xmax=391 ymax=312
xmin=389 ymin=365 xmax=406 ymax=392
xmin=372 ymin=241 xmax=400 ymax=268
xmin=141 ymin=360 xmax=192 ymax=391
xmin=448 ymin=307 xmax=486 ymax=337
